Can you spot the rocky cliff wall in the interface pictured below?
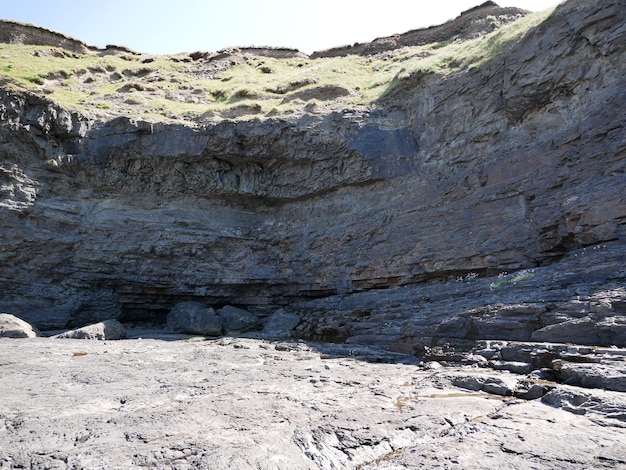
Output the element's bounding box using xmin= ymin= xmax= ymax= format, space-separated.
xmin=0 ymin=0 xmax=624 ymax=356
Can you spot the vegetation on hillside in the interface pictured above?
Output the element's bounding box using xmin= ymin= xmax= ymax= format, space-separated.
xmin=0 ymin=10 xmax=552 ymax=124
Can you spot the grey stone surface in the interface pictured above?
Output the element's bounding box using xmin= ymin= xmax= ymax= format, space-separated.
xmin=53 ymin=319 xmax=126 ymax=340
xmin=166 ymin=302 xmax=223 ymax=336
xmin=0 ymin=0 xmax=622 ymax=344
xmin=0 ymin=337 xmax=624 ymax=470
xmin=0 ymin=313 xmax=39 ymax=338
xmin=468 ymin=341 xmax=626 ymax=393
xmin=491 ymin=360 xmax=533 ymax=375
xmin=553 ymin=360 xmax=626 ymax=393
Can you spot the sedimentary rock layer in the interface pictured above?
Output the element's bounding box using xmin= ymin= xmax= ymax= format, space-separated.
xmin=0 ymin=0 xmax=624 ymax=357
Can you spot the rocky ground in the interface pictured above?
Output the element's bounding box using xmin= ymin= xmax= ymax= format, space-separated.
xmin=1 ymin=335 xmax=625 ymax=469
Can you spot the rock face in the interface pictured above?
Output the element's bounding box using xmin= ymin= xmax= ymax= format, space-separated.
xmin=0 ymin=20 xmax=92 ymax=54
xmin=0 ymin=0 xmax=624 ymax=362
xmin=0 ymin=20 xmax=138 ymax=56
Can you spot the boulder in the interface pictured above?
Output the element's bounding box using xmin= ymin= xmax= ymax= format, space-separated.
xmin=594 ymin=316 xmax=626 ymax=347
xmin=0 ymin=313 xmax=39 ymax=338
xmin=552 ymin=360 xmax=626 ymax=392
xmin=491 ymin=361 xmax=533 ymax=375
xmin=541 ymin=387 xmax=592 ymax=414
xmin=530 ymin=318 xmax=599 ymax=345
xmin=262 ymin=309 xmax=301 ymax=339
xmin=461 ymin=354 xmax=488 ymax=365
xmin=451 ymin=373 xmax=519 ymax=396
xmin=167 ymin=302 xmax=223 ymax=336
xmin=216 ymin=305 xmax=261 ymax=335
xmin=53 ymin=319 xmax=126 ymax=340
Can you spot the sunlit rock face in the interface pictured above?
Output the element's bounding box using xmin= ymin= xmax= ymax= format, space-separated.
xmin=0 ymin=0 xmax=624 ymax=356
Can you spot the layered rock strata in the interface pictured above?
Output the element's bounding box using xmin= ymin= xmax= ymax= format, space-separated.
xmin=0 ymin=0 xmax=624 ymax=362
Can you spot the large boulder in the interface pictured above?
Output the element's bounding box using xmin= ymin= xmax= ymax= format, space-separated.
xmin=0 ymin=313 xmax=39 ymax=338
xmin=53 ymin=319 xmax=126 ymax=340
xmin=261 ymin=309 xmax=301 ymax=339
xmin=167 ymin=302 xmax=223 ymax=336
xmin=552 ymin=359 xmax=626 ymax=392
xmin=216 ymin=305 xmax=261 ymax=335
xmin=531 ymin=318 xmax=598 ymax=345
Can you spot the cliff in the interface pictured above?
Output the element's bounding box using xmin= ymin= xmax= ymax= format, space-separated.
xmin=0 ymin=0 xmax=624 ymax=360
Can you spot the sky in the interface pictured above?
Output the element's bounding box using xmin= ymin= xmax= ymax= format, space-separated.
xmin=2 ymin=1 xmax=561 ymax=55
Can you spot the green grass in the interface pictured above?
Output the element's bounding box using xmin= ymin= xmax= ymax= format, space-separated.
xmin=0 ymin=8 xmax=553 ymax=123
xmin=490 ymin=269 xmax=536 ymax=290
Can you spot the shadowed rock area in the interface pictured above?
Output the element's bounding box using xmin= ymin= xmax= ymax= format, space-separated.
xmin=0 ymin=0 xmax=625 ymax=467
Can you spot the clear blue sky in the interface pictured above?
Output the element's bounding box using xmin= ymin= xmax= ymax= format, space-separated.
xmin=2 ymin=1 xmax=560 ymax=55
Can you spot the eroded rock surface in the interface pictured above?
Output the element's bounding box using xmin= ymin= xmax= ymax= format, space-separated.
xmin=0 ymin=337 xmax=624 ymax=469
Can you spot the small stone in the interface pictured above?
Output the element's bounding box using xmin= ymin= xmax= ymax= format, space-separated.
xmin=541 ymin=387 xmax=591 ymax=416
xmin=452 ymin=373 xmax=518 ymax=396
xmin=527 ymin=369 xmax=557 ymax=381
xmin=517 ymin=384 xmax=549 ymax=400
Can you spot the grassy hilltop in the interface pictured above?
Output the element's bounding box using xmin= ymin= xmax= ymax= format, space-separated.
xmin=0 ymin=9 xmax=552 ymax=124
